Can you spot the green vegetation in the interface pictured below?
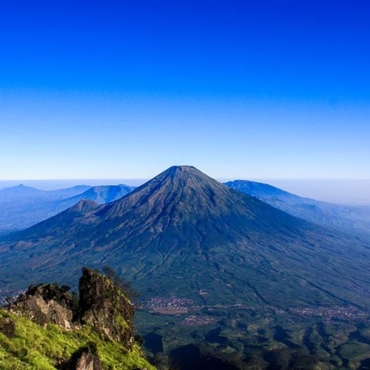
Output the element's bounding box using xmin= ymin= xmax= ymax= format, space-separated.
xmin=103 ymin=265 xmax=139 ymax=301
xmin=0 ymin=310 xmax=154 ymax=369
xmin=2 ymin=166 xmax=370 ymax=368
xmin=3 ymin=166 xmax=370 ymax=313
xmin=0 ymin=268 xmax=154 ymax=369
xmin=137 ymin=306 xmax=370 ymax=369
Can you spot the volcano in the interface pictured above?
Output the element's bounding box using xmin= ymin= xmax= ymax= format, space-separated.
xmin=1 ymin=166 xmax=370 ymax=308
xmin=224 ymin=179 xmax=370 ymax=234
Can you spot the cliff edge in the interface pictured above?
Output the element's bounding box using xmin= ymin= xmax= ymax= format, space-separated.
xmin=0 ymin=268 xmax=154 ymax=370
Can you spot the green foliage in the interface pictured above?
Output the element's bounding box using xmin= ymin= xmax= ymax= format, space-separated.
xmin=103 ymin=266 xmax=139 ymax=301
xmin=0 ymin=310 xmax=155 ymax=370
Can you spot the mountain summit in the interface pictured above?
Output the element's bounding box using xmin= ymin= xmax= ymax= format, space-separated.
xmin=1 ymin=166 xmax=370 ymax=309
xmin=100 ymin=165 xmax=261 ymax=220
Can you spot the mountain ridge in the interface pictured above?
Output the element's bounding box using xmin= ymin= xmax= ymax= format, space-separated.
xmin=225 ymin=179 xmax=370 ymax=234
xmin=1 ymin=166 xmax=370 ymax=311
xmin=0 ymin=184 xmax=134 ymax=234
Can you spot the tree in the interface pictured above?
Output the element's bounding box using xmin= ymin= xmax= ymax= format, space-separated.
xmin=5 ymin=296 xmax=13 ymax=311
xmin=103 ymin=266 xmax=139 ymax=301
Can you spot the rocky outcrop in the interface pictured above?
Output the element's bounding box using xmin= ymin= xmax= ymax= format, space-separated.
xmin=10 ymin=268 xmax=136 ymax=346
xmin=5 ymin=267 xmax=147 ymax=369
xmin=0 ymin=316 xmax=15 ymax=338
xmin=79 ymin=267 xmax=135 ymax=347
xmin=10 ymin=283 xmax=77 ymax=329
xmin=74 ymin=348 xmax=103 ymax=370
xmin=58 ymin=344 xmax=103 ymax=370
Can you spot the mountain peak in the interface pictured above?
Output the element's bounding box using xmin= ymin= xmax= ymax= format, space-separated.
xmin=2 ymin=165 xmax=370 ymax=312
xmin=167 ymin=165 xmax=197 ymax=172
xmin=0 ymin=184 xmax=44 ymax=198
xmin=159 ymin=165 xmax=200 ymax=178
xmin=225 ymin=179 xmax=291 ymax=197
xmin=152 ymin=165 xmax=215 ymax=184
xmin=99 ymin=164 xmax=260 ymax=226
xmin=1 ymin=184 xmax=41 ymax=192
xmin=69 ymin=199 xmax=100 ymax=213
xmin=117 ymin=165 xmax=232 ymax=215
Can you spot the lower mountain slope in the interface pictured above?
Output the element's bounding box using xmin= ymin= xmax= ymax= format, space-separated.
xmin=1 ymin=166 xmax=370 ymax=311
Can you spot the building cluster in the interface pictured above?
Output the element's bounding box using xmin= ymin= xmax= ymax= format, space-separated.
xmin=289 ymin=306 xmax=368 ymax=321
xmin=144 ymin=296 xmax=193 ymax=309
xmin=179 ymin=315 xmax=217 ymax=327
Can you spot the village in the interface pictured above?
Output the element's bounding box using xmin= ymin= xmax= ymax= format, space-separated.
xmin=142 ymin=296 xmax=370 ymax=326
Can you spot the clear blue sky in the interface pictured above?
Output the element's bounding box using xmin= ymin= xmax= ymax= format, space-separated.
xmin=1 ymin=0 xmax=369 ymax=181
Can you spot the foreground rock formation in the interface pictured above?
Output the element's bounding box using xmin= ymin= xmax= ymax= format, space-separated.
xmin=0 ymin=268 xmax=153 ymax=370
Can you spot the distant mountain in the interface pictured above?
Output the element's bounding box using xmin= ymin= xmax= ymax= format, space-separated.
xmin=225 ymin=180 xmax=370 ymax=234
xmin=0 ymin=184 xmax=134 ymax=234
xmin=0 ymin=184 xmax=90 ymax=202
xmin=1 ymin=166 xmax=370 ymax=311
xmin=65 ymin=184 xmax=135 ymax=204
xmin=0 ymin=184 xmax=46 ymax=199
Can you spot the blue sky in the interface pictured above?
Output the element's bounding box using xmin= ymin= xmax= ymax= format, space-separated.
xmin=1 ymin=0 xmax=369 ymax=181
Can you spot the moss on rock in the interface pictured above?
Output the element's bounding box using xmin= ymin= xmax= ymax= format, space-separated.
xmin=0 ymin=268 xmax=155 ymax=370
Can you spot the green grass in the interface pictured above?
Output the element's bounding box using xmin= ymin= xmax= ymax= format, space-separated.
xmin=0 ymin=310 xmax=155 ymax=370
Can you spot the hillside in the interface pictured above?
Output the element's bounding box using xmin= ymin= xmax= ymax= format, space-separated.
xmin=0 ymin=268 xmax=153 ymax=370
